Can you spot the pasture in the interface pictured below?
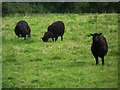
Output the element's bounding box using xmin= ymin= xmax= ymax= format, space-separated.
xmin=2 ymin=13 xmax=118 ymax=88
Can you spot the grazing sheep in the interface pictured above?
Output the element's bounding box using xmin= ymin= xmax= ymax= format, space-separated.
xmin=14 ymin=20 xmax=31 ymax=40
xmin=42 ymin=21 xmax=65 ymax=42
xmin=90 ymin=33 xmax=108 ymax=65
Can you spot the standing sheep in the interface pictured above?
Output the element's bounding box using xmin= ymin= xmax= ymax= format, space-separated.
xmin=41 ymin=21 xmax=65 ymax=42
xmin=90 ymin=33 xmax=108 ymax=65
xmin=14 ymin=20 xmax=31 ymax=40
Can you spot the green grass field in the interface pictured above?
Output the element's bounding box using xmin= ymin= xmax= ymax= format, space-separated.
xmin=2 ymin=13 xmax=118 ymax=88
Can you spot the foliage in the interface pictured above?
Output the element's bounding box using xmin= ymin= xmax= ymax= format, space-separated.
xmin=2 ymin=13 xmax=118 ymax=88
xmin=2 ymin=2 xmax=120 ymax=16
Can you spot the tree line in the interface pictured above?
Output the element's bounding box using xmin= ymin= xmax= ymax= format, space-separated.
xmin=2 ymin=2 xmax=120 ymax=16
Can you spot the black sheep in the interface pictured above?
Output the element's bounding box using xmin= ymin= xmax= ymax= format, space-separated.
xmin=90 ymin=33 xmax=108 ymax=65
xmin=14 ymin=20 xmax=31 ymax=40
xmin=42 ymin=21 xmax=65 ymax=42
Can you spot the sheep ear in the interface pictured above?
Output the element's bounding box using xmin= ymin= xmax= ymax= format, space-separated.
xmin=90 ymin=34 xmax=93 ymax=36
xmin=99 ymin=33 xmax=102 ymax=35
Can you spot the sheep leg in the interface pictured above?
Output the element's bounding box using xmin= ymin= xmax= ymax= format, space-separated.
xmin=23 ymin=35 xmax=26 ymax=40
xmin=18 ymin=34 xmax=20 ymax=38
xmin=52 ymin=38 xmax=54 ymax=42
xmin=28 ymin=34 xmax=31 ymax=37
xmin=95 ymin=57 xmax=98 ymax=65
xmin=102 ymin=57 xmax=104 ymax=66
xmin=24 ymin=37 xmax=26 ymax=40
xmin=55 ymin=37 xmax=58 ymax=41
xmin=61 ymin=35 xmax=63 ymax=41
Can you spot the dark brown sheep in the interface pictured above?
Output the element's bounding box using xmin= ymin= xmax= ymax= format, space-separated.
xmin=14 ymin=20 xmax=31 ymax=40
xmin=90 ymin=33 xmax=108 ymax=65
xmin=42 ymin=21 xmax=65 ymax=42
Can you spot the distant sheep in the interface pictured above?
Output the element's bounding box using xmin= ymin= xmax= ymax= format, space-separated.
xmin=14 ymin=20 xmax=31 ymax=40
xmin=42 ymin=21 xmax=65 ymax=42
xmin=90 ymin=33 xmax=108 ymax=65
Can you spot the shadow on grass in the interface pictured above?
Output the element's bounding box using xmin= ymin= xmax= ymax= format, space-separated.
xmin=3 ymin=36 xmax=36 ymax=45
xmin=30 ymin=58 xmax=43 ymax=62
xmin=67 ymin=60 xmax=111 ymax=67
xmin=67 ymin=60 xmax=93 ymax=67
xmin=50 ymin=55 xmax=63 ymax=60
